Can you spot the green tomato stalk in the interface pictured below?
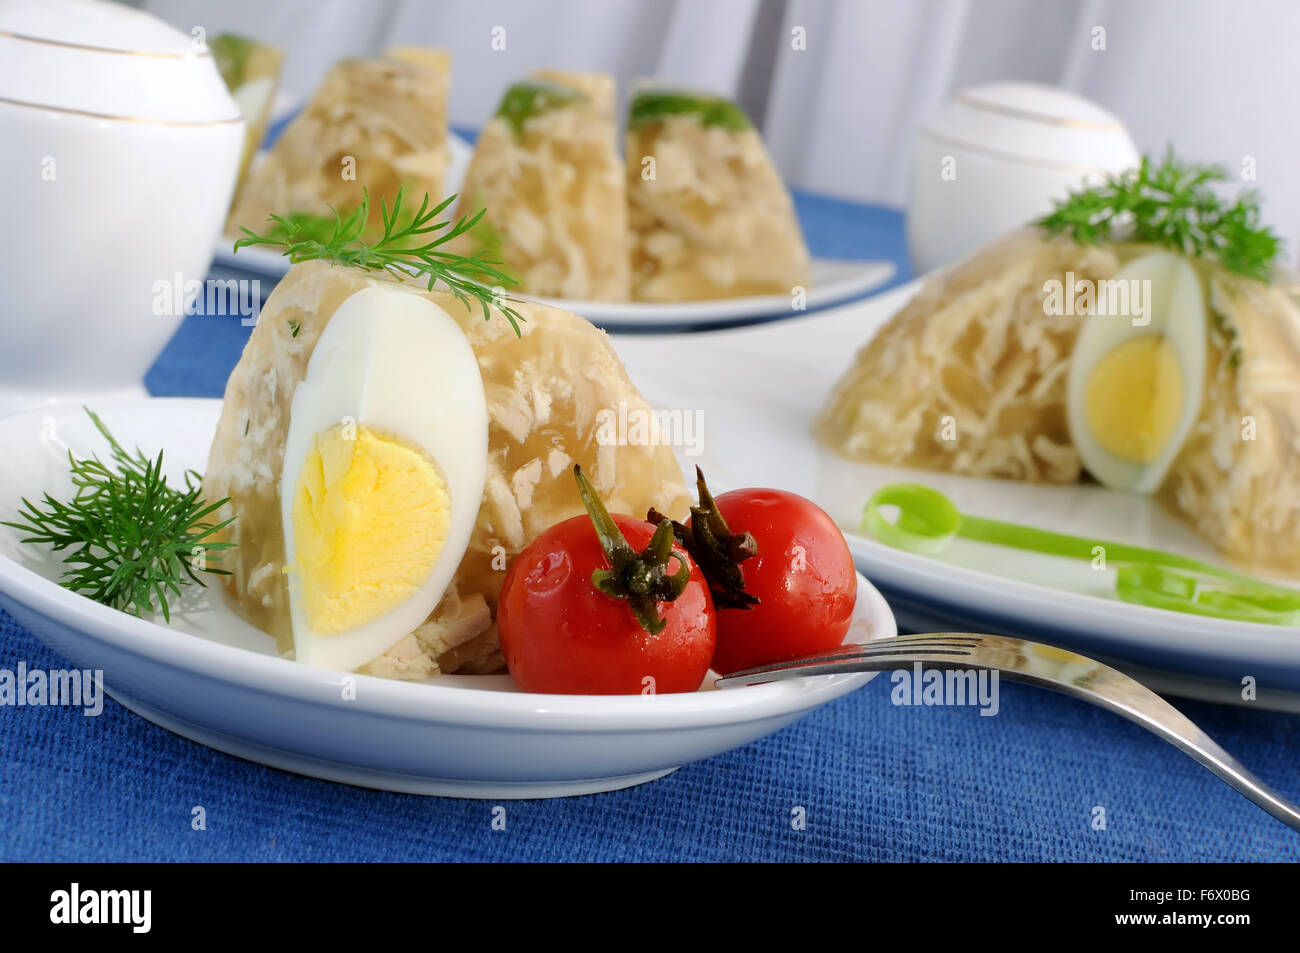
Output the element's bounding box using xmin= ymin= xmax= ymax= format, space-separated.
xmin=573 ymin=465 xmax=690 ymax=635
xmin=648 ymin=466 xmax=759 ymax=610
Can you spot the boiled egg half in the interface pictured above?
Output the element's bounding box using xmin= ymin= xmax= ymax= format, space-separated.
xmin=279 ymin=285 xmax=488 ymax=672
xmin=1066 ymin=250 xmax=1206 ymax=493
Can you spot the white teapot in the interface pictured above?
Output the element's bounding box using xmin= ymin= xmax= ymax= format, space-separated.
xmin=0 ymin=0 xmax=243 ymax=413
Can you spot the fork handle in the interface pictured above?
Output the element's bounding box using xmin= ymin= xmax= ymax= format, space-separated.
xmin=717 ymin=633 xmax=1300 ymax=832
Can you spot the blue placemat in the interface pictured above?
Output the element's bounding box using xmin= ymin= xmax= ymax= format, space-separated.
xmin=3 ymin=180 xmax=1297 ymax=861
xmin=3 ymin=603 xmax=1297 ymax=861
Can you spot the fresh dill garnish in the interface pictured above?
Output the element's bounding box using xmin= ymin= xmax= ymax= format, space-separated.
xmin=1037 ymin=149 xmax=1282 ymax=282
xmin=256 ymin=196 xmax=424 ymax=246
xmin=258 ymin=210 xmax=350 ymax=246
xmin=234 ymin=187 xmax=526 ymax=335
xmin=465 ymin=191 xmax=506 ymax=262
xmin=3 ymin=409 xmax=235 ymax=621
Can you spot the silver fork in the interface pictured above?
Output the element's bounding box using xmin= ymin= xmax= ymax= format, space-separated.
xmin=715 ymin=632 xmax=1300 ymax=832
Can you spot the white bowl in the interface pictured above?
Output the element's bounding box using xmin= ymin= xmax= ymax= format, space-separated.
xmin=907 ymin=82 xmax=1140 ymax=274
xmin=0 ymin=397 xmax=894 ymax=797
xmin=0 ymin=0 xmax=243 ymax=415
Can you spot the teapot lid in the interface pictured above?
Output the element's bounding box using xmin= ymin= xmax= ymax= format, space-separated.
xmin=0 ymin=0 xmax=241 ymax=124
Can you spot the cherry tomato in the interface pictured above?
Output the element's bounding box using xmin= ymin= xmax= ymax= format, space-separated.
xmin=705 ymin=489 xmax=856 ymax=674
xmin=498 ymin=514 xmax=715 ymax=694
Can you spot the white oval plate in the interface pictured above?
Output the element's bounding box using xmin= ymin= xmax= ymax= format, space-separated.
xmin=210 ymin=115 xmax=896 ymax=328
xmin=528 ymin=258 xmax=896 ymax=330
xmin=215 ymin=242 xmax=895 ymax=331
xmin=613 ymin=283 xmax=1300 ymax=707
xmin=0 ymin=398 xmax=891 ymax=797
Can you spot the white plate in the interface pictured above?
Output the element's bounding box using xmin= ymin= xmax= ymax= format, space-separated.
xmin=216 ymin=241 xmax=894 ymax=330
xmin=532 ymin=258 xmax=896 ymax=330
xmin=0 ymin=398 xmax=891 ymax=797
xmin=613 ymin=283 xmax=1300 ymax=706
xmin=211 ymin=114 xmax=895 ymax=327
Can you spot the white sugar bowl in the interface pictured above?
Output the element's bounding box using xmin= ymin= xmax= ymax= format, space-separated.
xmin=0 ymin=0 xmax=243 ymax=414
xmin=907 ymin=82 xmax=1140 ymax=275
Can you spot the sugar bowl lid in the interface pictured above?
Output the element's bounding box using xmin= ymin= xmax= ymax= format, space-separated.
xmin=920 ymin=81 xmax=1138 ymax=172
xmin=0 ymin=0 xmax=240 ymax=124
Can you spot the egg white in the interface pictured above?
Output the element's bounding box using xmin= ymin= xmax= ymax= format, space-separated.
xmin=1066 ymin=250 xmax=1206 ymax=494
xmin=279 ymin=285 xmax=488 ymax=672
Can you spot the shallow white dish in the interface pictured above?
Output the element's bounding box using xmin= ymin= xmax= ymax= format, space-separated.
xmin=0 ymin=398 xmax=891 ymax=797
xmin=215 ymin=198 xmax=892 ymax=330
xmin=613 ymin=283 xmax=1300 ymax=708
xmin=216 ymin=240 xmax=894 ymax=330
xmin=531 ymin=258 xmax=896 ymax=330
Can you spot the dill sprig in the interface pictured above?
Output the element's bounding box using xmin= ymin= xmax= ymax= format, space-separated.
xmin=253 ymin=194 xmax=424 ymax=247
xmin=1037 ymin=149 xmax=1282 ymax=282
xmin=3 ymin=409 xmax=235 ymax=621
xmin=234 ymin=187 xmax=526 ymax=335
xmin=256 ymin=209 xmax=353 ymax=247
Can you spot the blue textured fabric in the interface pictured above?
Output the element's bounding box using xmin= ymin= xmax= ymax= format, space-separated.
xmin=3 ymin=606 xmax=1297 ymax=861
xmin=4 ymin=189 xmax=1297 ymax=862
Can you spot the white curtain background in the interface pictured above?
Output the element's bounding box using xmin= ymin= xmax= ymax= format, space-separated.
xmin=146 ymin=0 xmax=1300 ymax=256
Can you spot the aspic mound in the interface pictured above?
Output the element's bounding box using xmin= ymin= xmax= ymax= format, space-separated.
xmin=203 ymin=260 xmax=691 ymax=678
xmin=817 ymin=229 xmax=1300 ymax=574
xmin=451 ymin=70 xmax=630 ymax=302
xmin=817 ymin=231 xmax=1111 ymax=484
xmin=226 ymin=49 xmax=451 ymax=239
xmin=626 ymin=87 xmax=811 ymax=302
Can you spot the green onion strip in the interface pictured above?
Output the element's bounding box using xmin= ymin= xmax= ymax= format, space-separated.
xmin=862 ymin=483 xmax=1300 ymax=626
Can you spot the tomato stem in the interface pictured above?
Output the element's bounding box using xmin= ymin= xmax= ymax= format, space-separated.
xmin=573 ymin=465 xmax=690 ymax=635
xmin=648 ymin=466 xmax=759 ymax=610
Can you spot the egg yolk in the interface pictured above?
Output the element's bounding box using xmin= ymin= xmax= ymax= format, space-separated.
xmin=1083 ymin=335 xmax=1184 ymax=465
xmin=290 ymin=424 xmax=450 ymax=635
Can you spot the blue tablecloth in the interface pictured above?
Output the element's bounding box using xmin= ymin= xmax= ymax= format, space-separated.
xmin=3 ymin=190 xmax=1297 ymax=862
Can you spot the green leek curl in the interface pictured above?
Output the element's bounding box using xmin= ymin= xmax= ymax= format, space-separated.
xmin=862 ymin=483 xmax=1300 ymax=626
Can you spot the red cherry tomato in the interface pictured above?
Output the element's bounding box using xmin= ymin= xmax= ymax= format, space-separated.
xmin=498 ymin=514 xmax=716 ymax=695
xmin=705 ymin=489 xmax=857 ymax=674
